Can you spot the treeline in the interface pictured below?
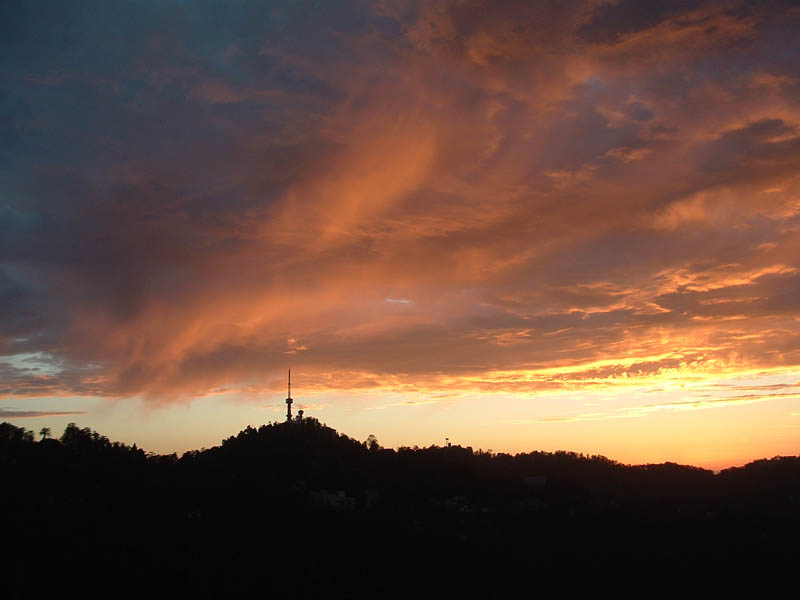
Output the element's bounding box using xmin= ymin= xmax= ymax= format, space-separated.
xmin=2 ymin=419 xmax=798 ymax=596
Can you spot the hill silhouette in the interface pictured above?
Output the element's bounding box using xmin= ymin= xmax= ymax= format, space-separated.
xmin=2 ymin=419 xmax=797 ymax=596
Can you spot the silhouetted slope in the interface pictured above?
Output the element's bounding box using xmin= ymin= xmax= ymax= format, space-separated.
xmin=2 ymin=420 xmax=798 ymax=596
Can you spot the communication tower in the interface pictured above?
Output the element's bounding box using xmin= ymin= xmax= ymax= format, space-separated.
xmin=286 ymin=369 xmax=293 ymax=422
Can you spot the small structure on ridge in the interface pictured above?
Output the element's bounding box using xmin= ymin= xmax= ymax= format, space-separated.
xmin=286 ymin=368 xmax=293 ymax=422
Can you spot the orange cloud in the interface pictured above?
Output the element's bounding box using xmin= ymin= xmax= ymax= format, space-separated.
xmin=2 ymin=0 xmax=799 ymax=427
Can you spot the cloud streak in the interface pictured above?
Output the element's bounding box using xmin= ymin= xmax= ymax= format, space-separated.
xmin=0 ymin=409 xmax=86 ymax=419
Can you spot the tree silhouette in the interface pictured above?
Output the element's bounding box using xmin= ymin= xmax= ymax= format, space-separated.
xmin=39 ymin=427 xmax=51 ymax=441
xmin=1 ymin=421 xmax=34 ymax=442
xmin=2 ymin=418 xmax=798 ymax=595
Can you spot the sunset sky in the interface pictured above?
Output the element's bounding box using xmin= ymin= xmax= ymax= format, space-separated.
xmin=2 ymin=0 xmax=800 ymax=469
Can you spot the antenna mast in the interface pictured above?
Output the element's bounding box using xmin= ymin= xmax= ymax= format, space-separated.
xmin=285 ymin=368 xmax=293 ymax=422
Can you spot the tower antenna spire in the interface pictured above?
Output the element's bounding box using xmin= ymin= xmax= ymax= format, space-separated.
xmin=285 ymin=368 xmax=293 ymax=422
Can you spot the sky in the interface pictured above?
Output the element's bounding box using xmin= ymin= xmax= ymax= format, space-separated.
xmin=2 ymin=0 xmax=800 ymax=469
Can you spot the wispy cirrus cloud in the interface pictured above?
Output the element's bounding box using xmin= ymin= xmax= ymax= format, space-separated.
xmin=533 ymin=384 xmax=800 ymax=425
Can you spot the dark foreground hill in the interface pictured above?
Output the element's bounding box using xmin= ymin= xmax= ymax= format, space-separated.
xmin=2 ymin=419 xmax=798 ymax=597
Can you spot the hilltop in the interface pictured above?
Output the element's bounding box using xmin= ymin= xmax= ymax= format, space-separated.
xmin=3 ymin=419 xmax=798 ymax=595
